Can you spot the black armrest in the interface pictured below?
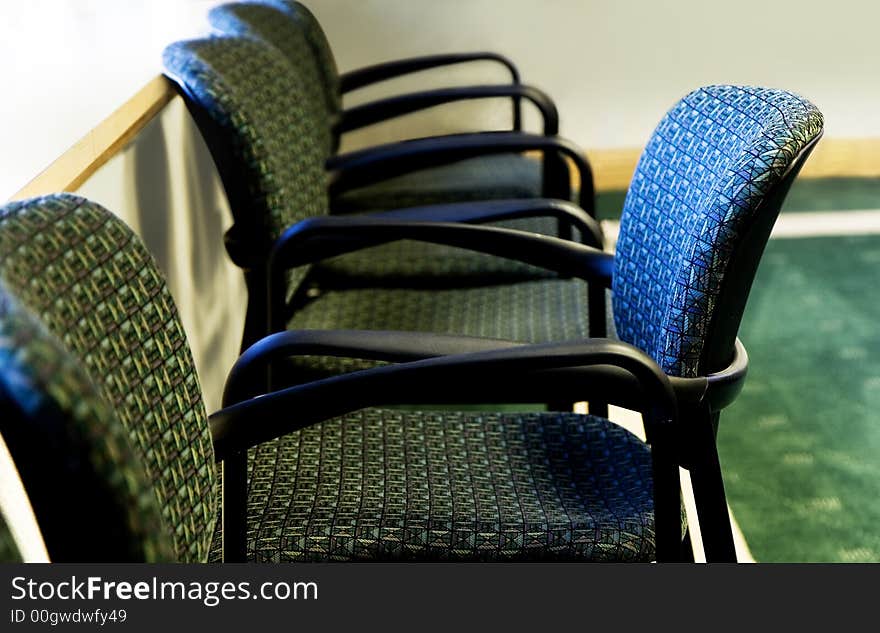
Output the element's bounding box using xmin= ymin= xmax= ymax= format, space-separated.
xmin=337 ymin=84 xmax=558 ymax=135
xmin=266 ymin=216 xmax=614 ymax=331
xmin=340 ymin=52 xmax=520 ymax=92
xmin=223 ymin=330 xmax=522 ymax=404
xmin=222 ymin=330 xmax=748 ymax=416
xmin=270 ymin=215 xmax=613 ymax=278
xmin=367 ymin=198 xmax=603 ymax=247
xmin=326 ymin=131 xmax=595 ymax=213
xmin=339 ymin=52 xmax=523 ymax=129
xmin=211 ymin=338 xmax=676 ymax=455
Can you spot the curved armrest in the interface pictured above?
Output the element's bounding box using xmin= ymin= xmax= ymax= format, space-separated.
xmin=340 ymin=52 xmax=523 ymax=130
xmin=368 ymin=198 xmax=603 ymax=247
xmin=223 ymin=330 xmax=748 ymax=416
xmin=223 ymin=330 xmax=523 ymax=404
xmin=266 ymin=216 xmax=613 ymax=331
xmin=326 ymin=131 xmax=595 ymax=213
xmin=340 ymin=52 xmax=520 ymax=91
xmin=211 ymin=338 xmax=676 ymax=456
xmin=337 ymin=84 xmax=558 ymax=135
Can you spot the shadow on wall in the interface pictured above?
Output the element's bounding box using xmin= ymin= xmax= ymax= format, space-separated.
xmin=77 ymin=97 xmax=248 ymax=413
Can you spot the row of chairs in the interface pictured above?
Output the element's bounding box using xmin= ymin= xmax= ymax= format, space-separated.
xmin=0 ymin=1 xmax=823 ymax=563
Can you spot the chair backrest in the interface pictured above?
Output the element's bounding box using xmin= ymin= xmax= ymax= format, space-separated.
xmin=0 ymin=194 xmax=216 ymax=562
xmin=260 ymin=0 xmax=341 ymax=114
xmin=163 ymin=36 xmax=328 ymax=292
xmin=208 ymin=2 xmax=336 ymax=154
xmin=613 ymin=85 xmax=823 ymax=378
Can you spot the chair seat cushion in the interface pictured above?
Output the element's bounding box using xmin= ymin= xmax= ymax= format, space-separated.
xmin=210 ymin=410 xmax=657 ymax=562
xmin=313 ymin=217 xmax=561 ymax=286
xmin=284 ymin=278 xmax=594 ymax=380
xmin=331 ymin=154 xmax=546 ymax=213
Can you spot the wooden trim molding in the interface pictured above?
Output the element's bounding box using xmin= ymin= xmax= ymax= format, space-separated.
xmin=588 ymin=137 xmax=880 ymax=192
xmin=9 ymin=72 xmax=880 ymax=199
xmin=10 ymin=75 xmax=176 ymax=201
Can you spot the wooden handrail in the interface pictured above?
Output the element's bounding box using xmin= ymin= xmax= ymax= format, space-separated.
xmin=8 ymin=72 xmax=880 ymax=200
xmin=10 ymin=75 xmax=176 ymax=201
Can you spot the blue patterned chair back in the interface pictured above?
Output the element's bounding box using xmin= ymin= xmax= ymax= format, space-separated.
xmin=164 ymin=36 xmax=328 ymax=293
xmin=613 ymin=86 xmax=823 ymax=378
xmin=0 ymin=195 xmax=216 ymax=561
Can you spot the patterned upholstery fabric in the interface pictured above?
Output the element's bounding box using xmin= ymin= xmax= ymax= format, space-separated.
xmin=292 ymin=278 xmax=589 ymax=339
xmin=613 ymin=86 xmax=823 ymax=377
xmin=163 ymin=37 xmax=329 ymax=291
xmin=0 ymin=195 xmax=216 ymax=562
xmin=260 ymin=0 xmax=341 ymax=115
xmin=0 ymin=284 xmax=173 ymax=562
xmin=330 ymin=154 xmax=545 ymax=214
xmin=314 ymin=216 xmax=558 ymax=286
xmin=285 ymin=278 xmax=606 ymax=382
xmin=208 ymin=410 xmax=657 ymax=562
xmin=208 ymin=3 xmax=334 ymax=154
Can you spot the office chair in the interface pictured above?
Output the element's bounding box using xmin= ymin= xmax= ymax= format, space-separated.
xmin=162 ymin=36 xmax=607 ymax=356
xmin=0 ymin=194 xmax=682 ymax=562
xmin=207 ymin=1 xmax=584 ymax=214
xmin=207 ymin=82 xmax=824 ymax=560
xmin=0 ymin=83 xmax=822 ymax=560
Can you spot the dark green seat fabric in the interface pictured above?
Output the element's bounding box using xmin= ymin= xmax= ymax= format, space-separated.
xmin=329 ymin=154 xmax=545 ymax=214
xmin=285 ymin=278 xmax=596 ymax=381
xmin=0 ymin=194 xmax=658 ymax=562
xmin=208 ymin=410 xmax=655 ymax=562
xmin=313 ymin=216 xmax=558 ymax=286
xmin=163 ymin=37 xmax=573 ymax=291
xmin=207 ymin=2 xmax=574 ymax=213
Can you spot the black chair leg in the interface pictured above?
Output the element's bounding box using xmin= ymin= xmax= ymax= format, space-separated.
xmin=651 ymin=439 xmax=683 ymax=562
xmin=688 ymin=411 xmax=737 ymax=562
xmin=222 ymin=451 xmax=248 ymax=562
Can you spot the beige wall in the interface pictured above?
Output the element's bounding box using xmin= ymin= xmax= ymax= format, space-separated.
xmin=312 ymin=0 xmax=880 ymax=150
xmin=4 ymin=0 xmax=880 ymax=199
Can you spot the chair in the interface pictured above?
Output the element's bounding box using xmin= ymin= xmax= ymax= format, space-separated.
xmin=224 ymin=83 xmax=824 ymax=560
xmin=0 ymin=82 xmax=822 ymax=560
xmin=162 ymin=36 xmax=606 ymax=356
xmin=207 ymin=1 xmax=583 ymax=214
xmin=0 ymin=194 xmax=683 ymax=562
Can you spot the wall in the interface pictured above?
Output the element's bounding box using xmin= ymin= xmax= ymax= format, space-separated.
xmin=0 ymin=0 xmax=217 ymax=200
xmin=312 ymin=0 xmax=880 ymax=152
xmin=4 ymin=0 xmax=880 ymax=200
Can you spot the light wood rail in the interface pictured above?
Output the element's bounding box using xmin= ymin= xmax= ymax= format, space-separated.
xmin=10 ymin=74 xmax=880 ymax=201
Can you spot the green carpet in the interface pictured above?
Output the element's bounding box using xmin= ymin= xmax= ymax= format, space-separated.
xmin=717 ymin=234 xmax=880 ymax=562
